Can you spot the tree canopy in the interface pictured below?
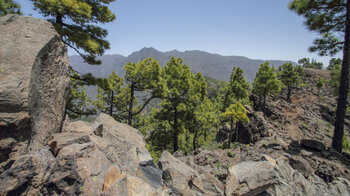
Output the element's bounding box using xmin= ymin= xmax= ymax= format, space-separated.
xmin=252 ymin=62 xmax=281 ymax=107
xmin=298 ymin=57 xmax=323 ymax=69
xmin=124 ymin=58 xmax=166 ymax=125
xmin=31 ymin=0 xmax=116 ymax=64
xmin=278 ymin=63 xmax=303 ymax=102
xmin=219 ymin=67 xmax=250 ymax=112
xmin=0 ymin=0 xmax=21 ymax=16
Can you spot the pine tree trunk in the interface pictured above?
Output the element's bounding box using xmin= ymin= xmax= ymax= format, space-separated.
xmin=332 ymin=0 xmax=350 ymax=152
xmin=173 ymin=107 xmax=179 ymax=152
xmin=193 ymin=130 xmax=198 ymax=151
xmin=128 ymin=84 xmax=135 ymax=125
xmin=109 ymin=91 xmax=114 ymax=116
xmin=227 ymin=117 xmax=233 ymax=148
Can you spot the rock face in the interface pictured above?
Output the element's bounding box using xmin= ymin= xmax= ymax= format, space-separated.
xmin=0 ymin=14 xmax=70 ymax=172
xmin=225 ymin=160 xmax=278 ymax=196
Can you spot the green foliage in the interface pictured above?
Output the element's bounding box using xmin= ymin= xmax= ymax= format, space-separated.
xmin=93 ymin=71 xmax=128 ymax=122
xmin=204 ymin=76 xmax=226 ymax=101
xmin=289 ymin=0 xmax=346 ymax=56
xmin=66 ymin=69 xmax=96 ymax=119
xmin=278 ymin=63 xmax=303 ymax=101
xmin=297 ymin=57 xmax=323 ymax=69
xmin=329 ymin=64 xmax=341 ymax=96
xmin=221 ymin=102 xmax=249 ymax=148
xmin=222 ymin=102 xmax=249 ymax=123
xmin=328 ymin=58 xmax=342 ymax=71
xmin=343 ymin=134 xmax=350 ymax=153
xmin=124 ymin=58 xmax=166 ymax=125
xmin=147 ymin=57 xmax=209 ymax=154
xmin=252 ymin=62 xmax=281 ymax=106
xmin=0 ymin=0 xmax=21 ymax=16
xmin=32 ymin=0 xmax=116 ymax=64
xmin=219 ymin=67 xmax=251 ymax=111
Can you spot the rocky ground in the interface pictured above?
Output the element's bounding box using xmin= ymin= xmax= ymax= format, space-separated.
xmin=0 ymin=14 xmax=349 ymax=196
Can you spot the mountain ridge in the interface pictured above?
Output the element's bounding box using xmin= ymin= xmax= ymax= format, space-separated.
xmin=69 ymin=47 xmax=296 ymax=82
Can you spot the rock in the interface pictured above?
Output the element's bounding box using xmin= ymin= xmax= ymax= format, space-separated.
xmin=200 ymin=172 xmax=225 ymax=196
xmin=301 ymin=139 xmax=326 ymax=151
xmin=0 ymin=15 xmax=70 ymax=154
xmin=0 ymin=15 xmax=69 ymax=172
xmin=215 ymin=124 xmax=230 ymax=143
xmin=95 ymin=113 xmax=152 ymax=163
xmin=288 ymin=156 xmax=312 ymax=177
xmin=0 ymin=148 xmax=55 ymax=195
xmin=158 ymin=151 xmax=205 ymax=195
xmin=301 ymin=149 xmax=313 ymax=157
xmin=92 ymin=122 xmax=103 ymax=137
xmin=137 ymin=160 xmax=163 ymax=189
xmin=47 ymin=132 xmax=91 ymax=156
xmin=62 ymin=120 xmax=93 ymax=135
xmin=235 ymin=111 xmax=267 ymax=144
xmin=225 ymin=161 xmax=278 ymax=196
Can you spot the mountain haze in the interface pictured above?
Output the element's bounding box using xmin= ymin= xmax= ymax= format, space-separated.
xmin=70 ymin=47 xmax=296 ymax=83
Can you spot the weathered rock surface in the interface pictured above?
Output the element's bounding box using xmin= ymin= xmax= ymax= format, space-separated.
xmin=225 ymin=160 xmax=278 ymax=196
xmin=158 ymin=151 xmax=205 ymax=195
xmin=0 ymin=14 xmax=70 ymax=172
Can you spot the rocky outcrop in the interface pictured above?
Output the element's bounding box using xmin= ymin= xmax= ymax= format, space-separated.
xmin=1 ymin=113 xmax=166 ymax=195
xmin=0 ymin=14 xmax=70 ymax=172
xmin=0 ymin=15 xmax=165 ymax=196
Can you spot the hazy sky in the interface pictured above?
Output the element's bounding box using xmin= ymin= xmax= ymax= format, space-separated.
xmin=20 ymin=0 xmax=342 ymax=66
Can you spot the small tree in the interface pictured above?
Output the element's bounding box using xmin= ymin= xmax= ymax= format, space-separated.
xmin=316 ymin=78 xmax=325 ymax=99
xmin=0 ymin=0 xmax=21 ymax=16
xmin=94 ymin=71 xmax=128 ymax=122
xmin=221 ymin=102 xmax=249 ymax=148
xmin=278 ymin=63 xmax=303 ymax=102
xmin=252 ymin=62 xmax=281 ymax=107
xmin=66 ymin=70 xmax=96 ymax=119
xmin=220 ymin=67 xmax=250 ymax=112
xmin=186 ymin=97 xmax=218 ymax=150
xmin=124 ymin=58 xmax=166 ymax=126
xmin=31 ymin=0 xmax=116 ymax=64
xmin=328 ymin=58 xmax=342 ymax=71
xmin=298 ymin=57 xmax=323 ymax=69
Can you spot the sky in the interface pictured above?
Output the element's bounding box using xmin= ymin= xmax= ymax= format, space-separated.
xmin=19 ymin=0 xmax=342 ymax=66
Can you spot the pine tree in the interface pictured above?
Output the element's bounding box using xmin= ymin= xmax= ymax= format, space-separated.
xmin=278 ymin=63 xmax=303 ymax=102
xmin=152 ymin=57 xmax=207 ymax=153
xmin=186 ymin=97 xmax=218 ymax=150
xmin=66 ymin=69 xmax=96 ymax=119
xmin=124 ymin=58 xmax=166 ymax=126
xmin=221 ymin=102 xmax=249 ymax=148
xmin=0 ymin=0 xmax=21 ymax=16
xmin=31 ymin=0 xmax=116 ymax=65
xmin=298 ymin=57 xmax=323 ymax=69
xmin=220 ymin=67 xmax=250 ymax=112
xmin=252 ymin=62 xmax=281 ymax=107
xmin=94 ymin=71 xmax=128 ymax=122
xmin=328 ymin=58 xmax=342 ymax=70
xmin=290 ymin=0 xmax=350 ymax=152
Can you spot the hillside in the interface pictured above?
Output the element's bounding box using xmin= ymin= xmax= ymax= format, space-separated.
xmin=69 ymin=47 xmax=295 ymax=83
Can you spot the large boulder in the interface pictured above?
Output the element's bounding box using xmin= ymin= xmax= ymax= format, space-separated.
xmin=158 ymin=151 xmax=205 ymax=195
xmin=225 ymin=160 xmax=278 ymax=196
xmin=0 ymin=14 xmax=70 ymax=162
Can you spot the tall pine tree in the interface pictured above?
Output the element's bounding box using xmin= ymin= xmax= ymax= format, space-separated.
xmin=124 ymin=58 xmax=166 ymax=126
xmin=31 ymin=0 xmax=116 ymax=64
xmin=290 ymin=0 xmax=350 ymax=152
xmin=252 ymin=62 xmax=281 ymax=108
xmin=278 ymin=63 xmax=303 ymax=102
